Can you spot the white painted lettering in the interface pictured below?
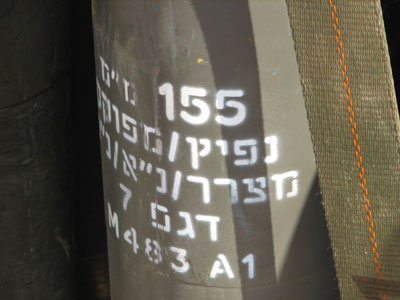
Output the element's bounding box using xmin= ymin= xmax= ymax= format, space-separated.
xmin=271 ymin=171 xmax=299 ymax=200
xmin=119 ymin=182 xmax=132 ymax=210
xmin=242 ymin=254 xmax=255 ymax=279
xmin=107 ymin=202 xmax=119 ymax=238
xmin=210 ymin=254 xmax=234 ymax=279
xmin=180 ymin=86 xmax=209 ymax=125
xmin=264 ymin=135 xmax=278 ymax=164
xmin=151 ymin=202 xmax=171 ymax=232
xmin=242 ymin=177 xmax=267 ymax=204
xmin=195 ymin=215 xmax=220 ymax=242
xmin=187 ymin=176 xmax=210 ymax=204
xmin=215 ymin=90 xmax=246 ymax=126
xmin=234 ymin=139 xmax=258 ymax=166
xmin=177 ymin=212 xmax=196 ymax=239
xmin=170 ymin=246 xmax=190 ymax=273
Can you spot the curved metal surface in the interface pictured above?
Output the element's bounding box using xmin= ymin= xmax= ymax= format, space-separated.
xmin=91 ymin=1 xmax=339 ymax=299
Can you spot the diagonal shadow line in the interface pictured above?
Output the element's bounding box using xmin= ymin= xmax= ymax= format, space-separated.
xmin=191 ymin=1 xmax=276 ymax=299
xmin=191 ymin=1 xmax=340 ymax=299
xmin=353 ymin=275 xmax=400 ymax=299
xmin=276 ymin=175 xmax=340 ymax=300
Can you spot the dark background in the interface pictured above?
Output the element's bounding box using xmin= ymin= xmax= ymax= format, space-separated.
xmin=382 ymin=0 xmax=400 ymax=103
xmin=70 ymin=1 xmax=109 ymax=299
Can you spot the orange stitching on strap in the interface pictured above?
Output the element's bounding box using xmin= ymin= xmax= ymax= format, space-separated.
xmin=328 ymin=2 xmax=386 ymax=298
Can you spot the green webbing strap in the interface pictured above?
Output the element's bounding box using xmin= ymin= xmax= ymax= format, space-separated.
xmin=286 ymin=1 xmax=400 ymax=299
